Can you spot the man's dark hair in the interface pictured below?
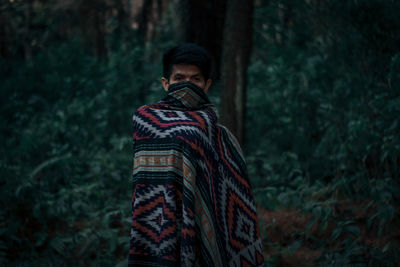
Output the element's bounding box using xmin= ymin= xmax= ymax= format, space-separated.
xmin=162 ymin=43 xmax=211 ymax=80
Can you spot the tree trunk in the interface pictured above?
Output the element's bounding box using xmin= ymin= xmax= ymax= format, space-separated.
xmin=115 ymin=0 xmax=130 ymax=32
xmin=23 ymin=0 xmax=33 ymax=60
xmin=184 ymin=0 xmax=226 ymax=79
xmin=0 ymin=13 xmax=9 ymax=58
xmin=94 ymin=10 xmax=107 ymax=58
xmin=220 ymin=0 xmax=253 ymax=146
xmin=137 ymin=0 xmax=167 ymax=42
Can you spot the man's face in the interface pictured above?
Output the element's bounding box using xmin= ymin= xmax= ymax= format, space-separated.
xmin=161 ymin=64 xmax=212 ymax=93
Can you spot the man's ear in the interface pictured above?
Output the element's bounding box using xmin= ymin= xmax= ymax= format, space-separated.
xmin=161 ymin=77 xmax=169 ymax=92
xmin=204 ymin=79 xmax=212 ymax=93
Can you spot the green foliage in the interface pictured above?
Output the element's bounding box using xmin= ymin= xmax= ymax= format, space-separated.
xmin=248 ymin=0 xmax=400 ymax=265
xmin=1 ymin=0 xmax=399 ymax=266
xmin=0 ymin=37 xmax=164 ymax=265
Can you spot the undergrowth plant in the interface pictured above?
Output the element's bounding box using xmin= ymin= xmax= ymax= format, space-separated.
xmin=0 ymin=38 xmax=163 ymax=265
xmin=248 ymin=0 xmax=400 ymax=266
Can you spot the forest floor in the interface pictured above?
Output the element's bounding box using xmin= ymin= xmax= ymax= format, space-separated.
xmin=259 ymin=208 xmax=320 ymax=266
xmin=258 ymin=200 xmax=400 ymax=266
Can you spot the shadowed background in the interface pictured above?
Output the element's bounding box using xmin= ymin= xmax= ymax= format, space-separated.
xmin=1 ymin=0 xmax=399 ymax=266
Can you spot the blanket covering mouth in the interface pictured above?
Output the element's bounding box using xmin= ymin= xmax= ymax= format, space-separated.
xmin=129 ymin=82 xmax=264 ymax=266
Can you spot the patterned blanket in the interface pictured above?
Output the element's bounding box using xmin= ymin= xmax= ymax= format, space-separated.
xmin=129 ymin=82 xmax=264 ymax=266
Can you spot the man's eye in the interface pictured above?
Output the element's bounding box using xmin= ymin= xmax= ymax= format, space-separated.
xmin=175 ymin=77 xmax=182 ymax=80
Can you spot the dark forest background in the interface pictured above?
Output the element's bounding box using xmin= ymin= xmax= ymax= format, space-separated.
xmin=1 ymin=0 xmax=399 ymax=266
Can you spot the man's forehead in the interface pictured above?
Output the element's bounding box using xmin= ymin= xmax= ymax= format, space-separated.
xmin=171 ymin=64 xmax=203 ymax=75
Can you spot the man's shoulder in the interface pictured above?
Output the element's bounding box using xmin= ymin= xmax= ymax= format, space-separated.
xmin=132 ymin=104 xmax=159 ymax=119
xmin=135 ymin=104 xmax=153 ymax=113
xmin=217 ymin=123 xmax=245 ymax=158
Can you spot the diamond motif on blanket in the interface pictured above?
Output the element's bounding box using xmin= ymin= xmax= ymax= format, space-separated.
xmin=130 ymin=184 xmax=179 ymax=258
xmin=154 ymin=109 xmax=192 ymax=121
xmin=226 ymin=189 xmax=258 ymax=252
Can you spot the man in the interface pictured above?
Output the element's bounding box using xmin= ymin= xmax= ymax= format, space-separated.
xmin=129 ymin=43 xmax=264 ymax=266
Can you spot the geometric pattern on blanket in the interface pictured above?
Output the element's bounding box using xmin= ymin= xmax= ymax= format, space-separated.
xmin=129 ymin=81 xmax=264 ymax=266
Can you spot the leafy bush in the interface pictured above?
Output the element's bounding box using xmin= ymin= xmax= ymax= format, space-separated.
xmin=0 ymin=38 xmax=165 ymax=265
xmin=248 ymin=0 xmax=400 ymax=265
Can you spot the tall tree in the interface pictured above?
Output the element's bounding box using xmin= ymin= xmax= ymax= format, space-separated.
xmin=137 ymin=0 xmax=169 ymax=42
xmin=183 ymin=0 xmax=226 ymax=78
xmin=0 ymin=10 xmax=9 ymax=58
xmin=220 ymin=0 xmax=253 ymax=145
